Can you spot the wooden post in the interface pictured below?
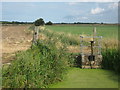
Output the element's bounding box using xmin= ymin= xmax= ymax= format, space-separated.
xmin=35 ymin=26 xmax=39 ymax=40
xmin=33 ymin=26 xmax=39 ymax=44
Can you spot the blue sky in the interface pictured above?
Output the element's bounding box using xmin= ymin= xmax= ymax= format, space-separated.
xmin=1 ymin=2 xmax=118 ymax=23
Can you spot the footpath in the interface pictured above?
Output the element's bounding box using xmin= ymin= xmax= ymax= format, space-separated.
xmin=49 ymin=68 xmax=119 ymax=88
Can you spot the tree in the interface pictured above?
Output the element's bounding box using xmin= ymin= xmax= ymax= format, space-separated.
xmin=34 ymin=18 xmax=45 ymax=26
xmin=101 ymin=22 xmax=104 ymax=24
xmin=45 ymin=21 xmax=53 ymax=25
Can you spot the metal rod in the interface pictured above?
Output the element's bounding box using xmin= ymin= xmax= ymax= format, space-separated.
xmin=91 ymin=41 xmax=94 ymax=55
xmin=90 ymin=41 xmax=94 ymax=69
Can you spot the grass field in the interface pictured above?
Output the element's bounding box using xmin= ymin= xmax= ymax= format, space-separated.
xmin=46 ymin=25 xmax=118 ymax=39
xmin=49 ymin=67 xmax=119 ymax=88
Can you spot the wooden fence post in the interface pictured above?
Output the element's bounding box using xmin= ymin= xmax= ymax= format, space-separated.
xmin=32 ymin=26 xmax=39 ymax=44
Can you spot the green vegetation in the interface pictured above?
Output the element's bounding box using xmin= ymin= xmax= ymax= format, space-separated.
xmin=49 ymin=68 xmax=119 ymax=88
xmin=44 ymin=25 xmax=119 ymax=88
xmin=102 ymin=48 xmax=120 ymax=73
xmin=40 ymin=28 xmax=80 ymax=46
xmin=2 ymin=24 xmax=119 ymax=88
xmin=34 ymin=18 xmax=45 ymax=26
xmin=2 ymin=39 xmax=73 ymax=88
xmin=46 ymin=25 xmax=118 ymax=39
xmin=45 ymin=21 xmax=53 ymax=25
xmin=1 ymin=21 xmax=33 ymax=24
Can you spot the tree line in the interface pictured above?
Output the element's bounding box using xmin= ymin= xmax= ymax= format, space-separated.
xmin=1 ymin=18 xmax=106 ymax=25
xmin=1 ymin=19 xmax=53 ymax=25
xmin=1 ymin=21 xmax=33 ymax=24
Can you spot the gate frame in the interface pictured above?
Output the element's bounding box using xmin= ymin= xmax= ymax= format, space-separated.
xmin=80 ymin=28 xmax=103 ymax=69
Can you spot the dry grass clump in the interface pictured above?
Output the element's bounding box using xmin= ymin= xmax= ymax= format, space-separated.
xmin=102 ymin=39 xmax=118 ymax=49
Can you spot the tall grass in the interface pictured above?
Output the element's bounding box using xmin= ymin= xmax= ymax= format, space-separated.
xmin=102 ymin=48 xmax=120 ymax=73
xmin=2 ymin=37 xmax=74 ymax=88
xmin=40 ymin=28 xmax=80 ymax=46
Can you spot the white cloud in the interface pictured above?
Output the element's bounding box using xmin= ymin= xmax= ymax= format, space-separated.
xmin=108 ymin=2 xmax=118 ymax=9
xmin=91 ymin=7 xmax=105 ymax=14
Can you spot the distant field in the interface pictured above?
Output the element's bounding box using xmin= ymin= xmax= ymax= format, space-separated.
xmin=46 ymin=25 xmax=118 ymax=39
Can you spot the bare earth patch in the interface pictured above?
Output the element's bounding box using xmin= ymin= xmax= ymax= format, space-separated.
xmin=2 ymin=25 xmax=33 ymax=64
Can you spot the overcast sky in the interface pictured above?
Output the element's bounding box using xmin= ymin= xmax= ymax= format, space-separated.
xmin=1 ymin=2 xmax=119 ymax=23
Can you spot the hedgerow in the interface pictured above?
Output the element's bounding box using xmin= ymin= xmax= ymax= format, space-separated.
xmin=2 ymin=38 xmax=73 ymax=88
